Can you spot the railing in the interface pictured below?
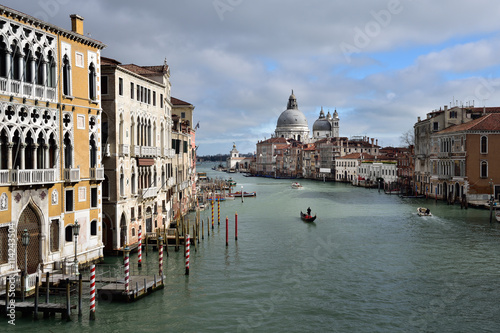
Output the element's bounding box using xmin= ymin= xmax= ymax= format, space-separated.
xmin=0 ymin=170 xmax=9 ymax=185
xmin=438 ymin=174 xmax=451 ymax=180
xmin=141 ymin=146 xmax=157 ymax=157
xmin=11 ymin=169 xmax=57 ymax=185
xmin=0 ymin=77 xmax=57 ymax=102
xmin=438 ymin=152 xmax=450 ymax=158
xmin=132 ymin=145 xmax=141 ymax=157
xmin=142 ymin=187 xmax=158 ymax=199
xmin=64 ymin=168 xmax=80 ymax=182
xmin=119 ymin=144 xmax=130 ymax=156
xmin=90 ymin=167 xmax=105 ymax=180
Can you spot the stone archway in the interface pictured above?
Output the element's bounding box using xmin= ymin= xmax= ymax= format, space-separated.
xmin=443 ymin=182 xmax=448 ymax=201
xmin=102 ymin=214 xmax=114 ymax=251
xmin=17 ymin=204 xmax=42 ymax=274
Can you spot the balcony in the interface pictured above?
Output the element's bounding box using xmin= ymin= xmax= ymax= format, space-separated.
xmin=0 ymin=170 xmax=9 ymax=185
xmin=438 ymin=174 xmax=451 ymax=180
xmin=11 ymin=169 xmax=57 ymax=186
xmin=142 ymin=187 xmax=158 ymax=199
xmin=119 ymin=144 xmax=130 ymax=157
xmin=0 ymin=77 xmax=57 ymax=102
xmin=438 ymin=152 xmax=450 ymax=158
xmin=131 ymin=145 xmax=140 ymax=157
xmin=90 ymin=167 xmax=105 ymax=181
xmin=64 ymin=168 xmax=80 ymax=182
xmin=141 ymin=146 xmax=157 ymax=157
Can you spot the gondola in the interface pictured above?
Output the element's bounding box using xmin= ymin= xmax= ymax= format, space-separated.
xmin=300 ymin=211 xmax=316 ymax=222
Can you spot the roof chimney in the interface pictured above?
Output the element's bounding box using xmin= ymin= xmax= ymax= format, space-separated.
xmin=70 ymin=14 xmax=84 ymax=35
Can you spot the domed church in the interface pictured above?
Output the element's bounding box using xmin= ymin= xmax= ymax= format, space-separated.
xmin=274 ymin=91 xmax=310 ymax=143
xmin=312 ymin=107 xmax=339 ymax=140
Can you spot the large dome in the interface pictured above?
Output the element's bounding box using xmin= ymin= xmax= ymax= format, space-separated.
xmin=277 ymin=109 xmax=309 ymax=127
xmin=276 ymin=92 xmax=308 ymax=128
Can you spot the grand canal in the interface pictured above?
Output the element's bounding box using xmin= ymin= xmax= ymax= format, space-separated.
xmin=6 ymin=162 xmax=500 ymax=332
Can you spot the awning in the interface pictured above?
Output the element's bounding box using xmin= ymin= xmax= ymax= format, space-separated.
xmin=137 ymin=158 xmax=155 ymax=166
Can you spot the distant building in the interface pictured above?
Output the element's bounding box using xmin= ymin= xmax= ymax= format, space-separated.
xmin=226 ymin=143 xmax=252 ymax=171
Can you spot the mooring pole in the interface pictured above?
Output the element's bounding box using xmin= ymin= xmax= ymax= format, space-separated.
xmin=185 ymin=234 xmax=190 ymax=275
xmin=89 ymin=264 xmax=96 ymax=321
xmin=45 ymin=272 xmax=50 ymax=304
xmin=138 ymin=228 xmax=142 ymax=267
xmin=34 ymin=276 xmax=39 ymax=320
xmin=235 ymin=212 xmax=238 ymax=241
xmin=66 ymin=278 xmax=71 ymax=320
xmin=78 ymin=273 xmax=83 ymax=316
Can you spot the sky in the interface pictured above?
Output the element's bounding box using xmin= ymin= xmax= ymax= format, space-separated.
xmin=4 ymin=0 xmax=500 ymax=156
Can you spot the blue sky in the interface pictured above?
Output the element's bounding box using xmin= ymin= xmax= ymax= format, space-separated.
xmin=5 ymin=0 xmax=500 ymax=155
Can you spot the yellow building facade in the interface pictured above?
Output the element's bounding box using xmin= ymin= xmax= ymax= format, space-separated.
xmin=0 ymin=6 xmax=105 ymax=287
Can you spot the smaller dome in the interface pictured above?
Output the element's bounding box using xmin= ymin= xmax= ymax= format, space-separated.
xmin=313 ymin=118 xmax=331 ymax=131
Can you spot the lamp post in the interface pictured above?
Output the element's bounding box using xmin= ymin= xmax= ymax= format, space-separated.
xmin=21 ymin=229 xmax=29 ymax=301
xmin=73 ymin=220 xmax=80 ymax=274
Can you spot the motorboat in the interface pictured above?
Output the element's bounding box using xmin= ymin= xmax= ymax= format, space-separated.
xmin=417 ymin=207 xmax=432 ymax=216
xmin=291 ymin=182 xmax=303 ymax=189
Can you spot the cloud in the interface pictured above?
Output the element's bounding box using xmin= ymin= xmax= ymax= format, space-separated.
xmin=5 ymin=0 xmax=500 ymax=154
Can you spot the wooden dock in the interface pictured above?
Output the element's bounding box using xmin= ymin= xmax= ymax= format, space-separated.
xmin=0 ymin=299 xmax=76 ymax=318
xmin=97 ymin=274 xmax=164 ymax=302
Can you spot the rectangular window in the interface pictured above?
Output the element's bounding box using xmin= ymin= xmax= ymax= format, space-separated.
xmin=90 ymin=220 xmax=97 ymax=236
xmin=102 ymin=76 xmax=108 ymax=95
xmin=137 ymin=85 xmax=140 ymax=101
xmin=78 ymin=187 xmax=86 ymax=202
xmin=130 ymin=82 xmax=134 ymax=99
xmin=160 ymin=94 xmax=164 ymax=108
xmin=181 ymin=112 xmax=185 ymax=119
xmin=91 ymin=187 xmax=98 ymax=208
xmin=433 ymin=122 xmax=439 ymax=131
xmin=153 ymin=91 xmax=156 ymax=106
xmin=119 ymin=78 xmax=123 ymax=96
xmin=50 ymin=219 xmax=60 ymax=252
xmin=0 ymin=226 xmax=8 ymax=264
xmin=65 ymin=189 xmax=74 ymax=212
xmin=183 ymin=141 xmax=188 ymax=153
xmin=75 ymin=52 xmax=84 ymax=68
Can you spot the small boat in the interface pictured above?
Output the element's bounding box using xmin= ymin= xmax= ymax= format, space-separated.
xmin=291 ymin=182 xmax=303 ymax=189
xmin=230 ymin=191 xmax=257 ymax=197
xmin=417 ymin=207 xmax=432 ymax=216
xmin=300 ymin=211 xmax=316 ymax=222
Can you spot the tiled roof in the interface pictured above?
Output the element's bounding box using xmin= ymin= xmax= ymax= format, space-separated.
xmin=437 ymin=113 xmax=500 ymax=134
xmin=121 ymin=64 xmax=158 ymax=75
xmin=171 ymin=97 xmax=192 ymax=106
xmin=339 ymin=152 xmax=375 ymax=160
xmin=101 ymin=56 xmax=121 ymax=65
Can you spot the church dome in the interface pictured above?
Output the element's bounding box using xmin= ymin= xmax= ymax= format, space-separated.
xmin=313 ymin=107 xmax=331 ymax=131
xmin=276 ymin=91 xmax=309 ymax=128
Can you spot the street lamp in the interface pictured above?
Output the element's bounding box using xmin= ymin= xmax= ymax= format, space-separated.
xmin=73 ymin=220 xmax=80 ymax=274
xmin=21 ymin=229 xmax=29 ymax=301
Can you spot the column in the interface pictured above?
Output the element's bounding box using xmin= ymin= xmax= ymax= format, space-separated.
xmin=7 ymin=142 xmax=13 ymax=170
xmin=44 ymin=144 xmax=49 ymax=169
xmin=33 ymin=144 xmax=39 ymax=169
xmin=20 ymin=143 xmax=26 ymax=169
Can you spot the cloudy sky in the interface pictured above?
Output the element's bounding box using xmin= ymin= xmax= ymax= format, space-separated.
xmin=5 ymin=0 xmax=500 ymax=155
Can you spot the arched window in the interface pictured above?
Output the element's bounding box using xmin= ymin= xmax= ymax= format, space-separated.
xmin=480 ymin=136 xmax=488 ymax=154
xmin=64 ymin=132 xmax=72 ymax=168
xmin=90 ymin=220 xmax=97 ymax=236
xmin=65 ymin=225 xmax=73 ymax=242
xmin=480 ymin=161 xmax=488 ymax=178
xmin=62 ymin=55 xmax=71 ymax=96
xmin=131 ymin=167 xmax=136 ymax=195
xmin=89 ymin=62 xmax=96 ymax=100
xmin=89 ymin=134 xmax=97 ymax=168
xmin=120 ymin=167 xmax=125 ymax=197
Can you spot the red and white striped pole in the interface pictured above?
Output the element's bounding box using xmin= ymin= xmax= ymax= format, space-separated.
xmin=235 ymin=212 xmax=238 ymax=241
xmin=138 ymin=228 xmax=142 ymax=267
xmin=211 ymin=198 xmax=214 ymax=229
xmin=124 ymin=246 xmax=130 ymax=294
xmin=185 ymin=234 xmax=190 ymax=275
xmin=158 ymin=236 xmax=163 ymax=277
xmin=89 ymin=264 xmax=96 ymax=320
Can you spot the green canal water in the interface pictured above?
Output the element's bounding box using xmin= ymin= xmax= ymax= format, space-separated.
xmin=5 ymin=162 xmax=500 ymax=332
